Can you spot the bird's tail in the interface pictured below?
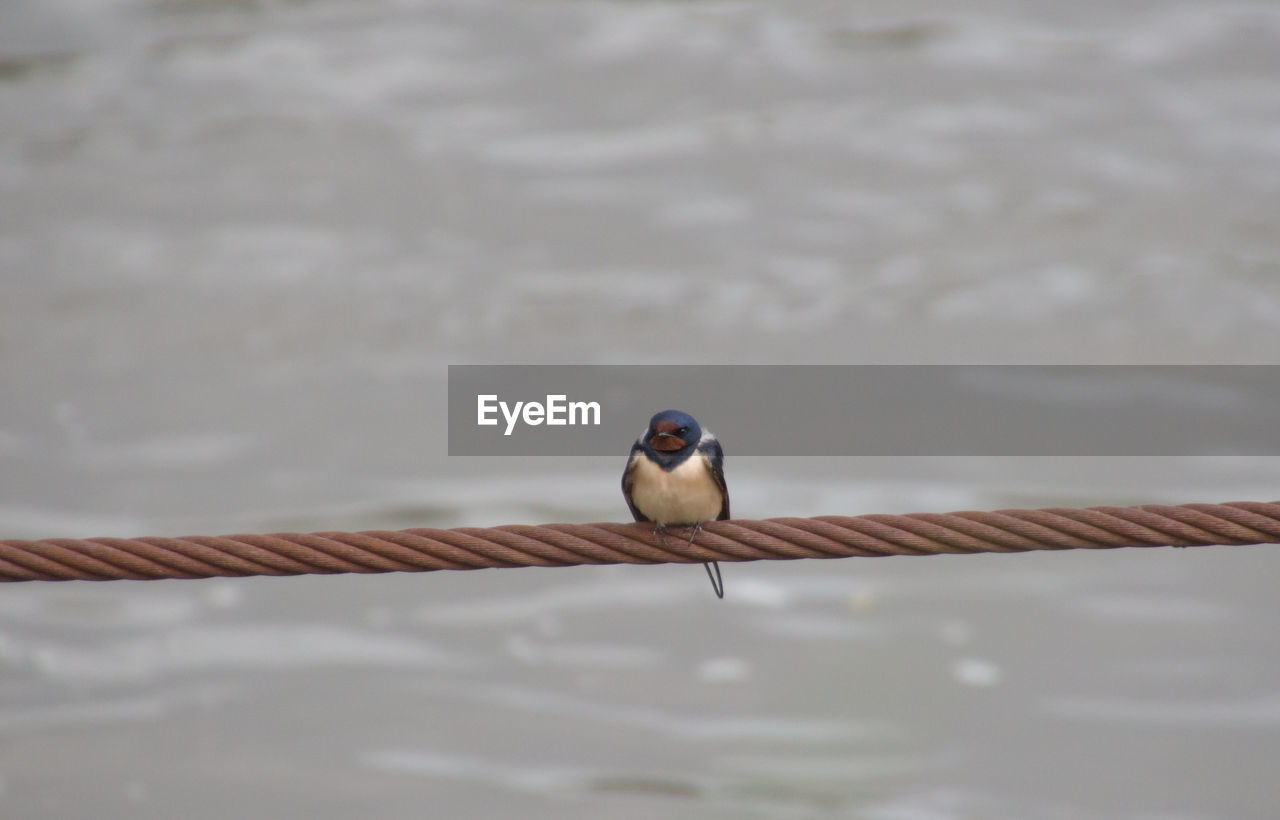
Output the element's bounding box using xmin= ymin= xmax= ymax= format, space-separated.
xmin=703 ymin=561 xmax=724 ymax=599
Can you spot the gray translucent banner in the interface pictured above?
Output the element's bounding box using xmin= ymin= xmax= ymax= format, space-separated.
xmin=448 ymin=365 xmax=1280 ymax=456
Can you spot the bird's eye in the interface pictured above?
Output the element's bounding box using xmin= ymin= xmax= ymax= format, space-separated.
xmin=677 ymin=426 xmax=689 ymax=436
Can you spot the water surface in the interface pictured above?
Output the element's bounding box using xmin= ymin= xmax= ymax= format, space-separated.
xmin=2 ymin=0 xmax=1280 ymax=817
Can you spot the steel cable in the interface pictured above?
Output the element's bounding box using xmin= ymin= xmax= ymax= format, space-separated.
xmin=1 ymin=500 xmax=1277 ymax=582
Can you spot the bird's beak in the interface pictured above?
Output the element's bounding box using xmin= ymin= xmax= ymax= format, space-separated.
xmin=651 ymin=432 xmax=684 ymax=452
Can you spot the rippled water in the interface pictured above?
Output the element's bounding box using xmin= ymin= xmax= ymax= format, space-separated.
xmin=3 ymin=0 xmax=1280 ymax=818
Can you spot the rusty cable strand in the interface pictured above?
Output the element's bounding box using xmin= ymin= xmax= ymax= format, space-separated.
xmin=0 ymin=500 xmax=1278 ymax=582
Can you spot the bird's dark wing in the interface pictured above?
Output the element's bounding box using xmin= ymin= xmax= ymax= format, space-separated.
xmin=621 ymin=441 xmax=650 ymax=522
xmin=700 ymin=437 xmax=730 ymax=521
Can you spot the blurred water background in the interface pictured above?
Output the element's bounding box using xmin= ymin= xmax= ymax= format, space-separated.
xmin=3 ymin=0 xmax=1280 ymax=817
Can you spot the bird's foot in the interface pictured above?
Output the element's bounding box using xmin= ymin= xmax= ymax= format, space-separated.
xmin=650 ymin=522 xmax=723 ymax=599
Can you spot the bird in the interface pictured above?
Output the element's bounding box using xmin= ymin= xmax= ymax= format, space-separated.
xmin=621 ymin=409 xmax=730 ymax=598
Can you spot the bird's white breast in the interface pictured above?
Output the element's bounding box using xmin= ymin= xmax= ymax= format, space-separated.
xmin=628 ymin=452 xmax=723 ymax=525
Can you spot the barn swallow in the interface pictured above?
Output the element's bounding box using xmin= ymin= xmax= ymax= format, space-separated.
xmin=622 ymin=410 xmax=730 ymax=599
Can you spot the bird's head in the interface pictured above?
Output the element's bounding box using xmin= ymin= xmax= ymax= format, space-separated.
xmin=644 ymin=409 xmax=702 ymax=454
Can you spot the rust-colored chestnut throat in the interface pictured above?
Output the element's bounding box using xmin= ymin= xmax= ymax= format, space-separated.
xmin=650 ymin=420 xmax=687 ymax=451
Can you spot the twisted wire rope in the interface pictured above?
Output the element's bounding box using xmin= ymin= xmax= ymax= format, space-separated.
xmin=1 ymin=500 xmax=1277 ymax=582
